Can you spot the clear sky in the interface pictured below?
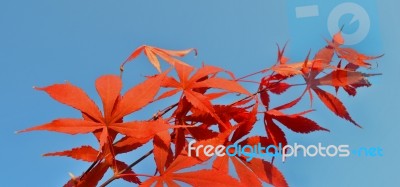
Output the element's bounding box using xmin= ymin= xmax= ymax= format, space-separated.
xmin=1 ymin=0 xmax=399 ymax=186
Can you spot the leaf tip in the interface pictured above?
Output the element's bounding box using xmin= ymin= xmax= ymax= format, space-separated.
xmin=321 ymin=127 xmax=330 ymax=132
xmin=32 ymin=86 xmax=43 ymax=91
xmin=193 ymin=48 xmax=198 ymax=56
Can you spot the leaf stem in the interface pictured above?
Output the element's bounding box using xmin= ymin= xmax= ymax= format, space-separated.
xmin=99 ymin=150 xmax=154 ymax=187
xmin=235 ymin=68 xmax=270 ymax=81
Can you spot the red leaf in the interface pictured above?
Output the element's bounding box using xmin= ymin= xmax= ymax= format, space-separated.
xmin=273 ymin=91 xmax=304 ymax=111
xmin=114 ymin=136 xmax=150 ymax=154
xmin=167 ymin=137 xmax=224 ymax=173
xmin=268 ymin=82 xmax=291 ymax=95
xmin=43 ymin=145 xmax=98 ymax=162
xmin=238 ymin=136 xmax=274 ymax=154
xmin=336 ymin=48 xmax=382 ymax=67
xmin=174 ymin=60 xmax=195 ymax=85
xmin=18 ymin=118 xmax=102 ymax=135
xmin=313 ymin=47 xmax=334 ymax=71
xmin=153 ymin=130 xmax=171 ymax=174
xmin=64 ymin=161 xmax=109 ymax=187
xmin=212 ymin=155 xmax=230 ymax=173
xmin=265 ymin=116 xmax=287 ymax=147
xmin=109 ymin=119 xmax=171 ymax=139
xmin=184 ymin=90 xmax=228 ymax=129
xmin=171 ymin=169 xmax=242 ymax=187
xmin=192 ymin=77 xmax=251 ymax=95
xmin=267 ymin=110 xmax=329 ymax=133
xmin=95 ymin=75 xmax=122 ymax=122
xmin=231 ymin=156 xmax=262 ymax=187
xmin=188 ymin=65 xmax=223 ymax=83
xmin=312 ymin=86 xmax=360 ymax=127
xmin=333 ymin=31 xmax=344 ymax=45
xmin=35 ymin=83 xmax=103 ymax=122
xmin=114 ymin=160 xmax=141 ymax=184
xmin=243 ymin=158 xmax=288 ymax=187
xmin=231 ymin=102 xmax=258 ymax=143
xmin=111 ymin=71 xmax=167 ymax=122
xmin=259 ymin=89 xmax=270 ymax=109
xmin=316 ymin=69 xmax=369 ymax=87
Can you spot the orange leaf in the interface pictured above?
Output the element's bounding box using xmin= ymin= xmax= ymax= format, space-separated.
xmin=111 ymin=71 xmax=168 ymax=122
xmin=43 ymin=145 xmax=98 ymax=162
xmin=316 ymin=69 xmax=367 ymax=87
xmin=114 ymin=136 xmax=150 ymax=154
xmin=114 ymin=160 xmax=141 ymax=184
xmin=154 ymin=47 xmax=197 ymax=57
xmin=121 ymin=45 xmax=195 ymax=72
xmin=35 ymin=83 xmax=103 ymax=122
xmin=212 ymin=155 xmax=230 ymax=173
xmin=109 ymin=119 xmax=171 ymax=139
xmin=64 ymin=161 xmax=109 ymax=187
xmin=313 ymin=47 xmax=334 ymax=71
xmin=17 ymin=118 xmax=102 ymax=135
xmin=333 ymin=31 xmax=344 ymax=45
xmin=336 ymin=48 xmax=382 ymax=67
xmin=192 ymin=77 xmax=251 ymax=95
xmin=231 ymin=101 xmax=258 ymax=143
xmin=166 ymin=137 xmax=224 ymax=173
xmin=171 ymin=169 xmax=242 ymax=187
xmin=243 ymin=158 xmax=288 ymax=187
xmin=188 ymin=65 xmax=223 ymax=83
xmin=153 ymin=130 xmax=171 ymax=174
xmin=231 ymin=156 xmax=262 ymax=187
xmin=95 ymin=75 xmax=122 ymax=122
xmin=184 ymin=90 xmax=229 ymax=129
xmin=144 ymin=47 xmax=162 ymax=72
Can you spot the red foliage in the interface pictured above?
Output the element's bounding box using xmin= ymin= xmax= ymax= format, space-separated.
xmin=18 ymin=31 xmax=382 ymax=187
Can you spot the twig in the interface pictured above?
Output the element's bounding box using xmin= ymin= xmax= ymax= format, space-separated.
xmin=99 ymin=150 xmax=154 ymax=187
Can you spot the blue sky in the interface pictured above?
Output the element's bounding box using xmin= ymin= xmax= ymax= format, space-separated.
xmin=1 ymin=0 xmax=399 ymax=186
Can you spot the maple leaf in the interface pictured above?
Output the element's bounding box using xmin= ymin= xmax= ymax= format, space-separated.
xmin=121 ymin=45 xmax=197 ymax=72
xmin=18 ymin=72 xmax=176 ymax=185
xmin=266 ymin=109 xmax=329 ymax=133
xmin=43 ymin=145 xmax=99 ymax=162
xmin=159 ymin=63 xmax=251 ymax=129
xmin=312 ymin=86 xmax=360 ymax=127
xmin=153 ymin=130 xmax=173 ymax=174
xmin=18 ymin=73 xmax=171 ymax=144
xmin=331 ymin=31 xmax=383 ymax=67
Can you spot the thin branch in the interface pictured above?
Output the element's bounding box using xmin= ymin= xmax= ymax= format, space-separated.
xmin=99 ymin=150 xmax=153 ymax=187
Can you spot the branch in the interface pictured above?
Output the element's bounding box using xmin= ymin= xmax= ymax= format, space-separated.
xmin=99 ymin=150 xmax=153 ymax=187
